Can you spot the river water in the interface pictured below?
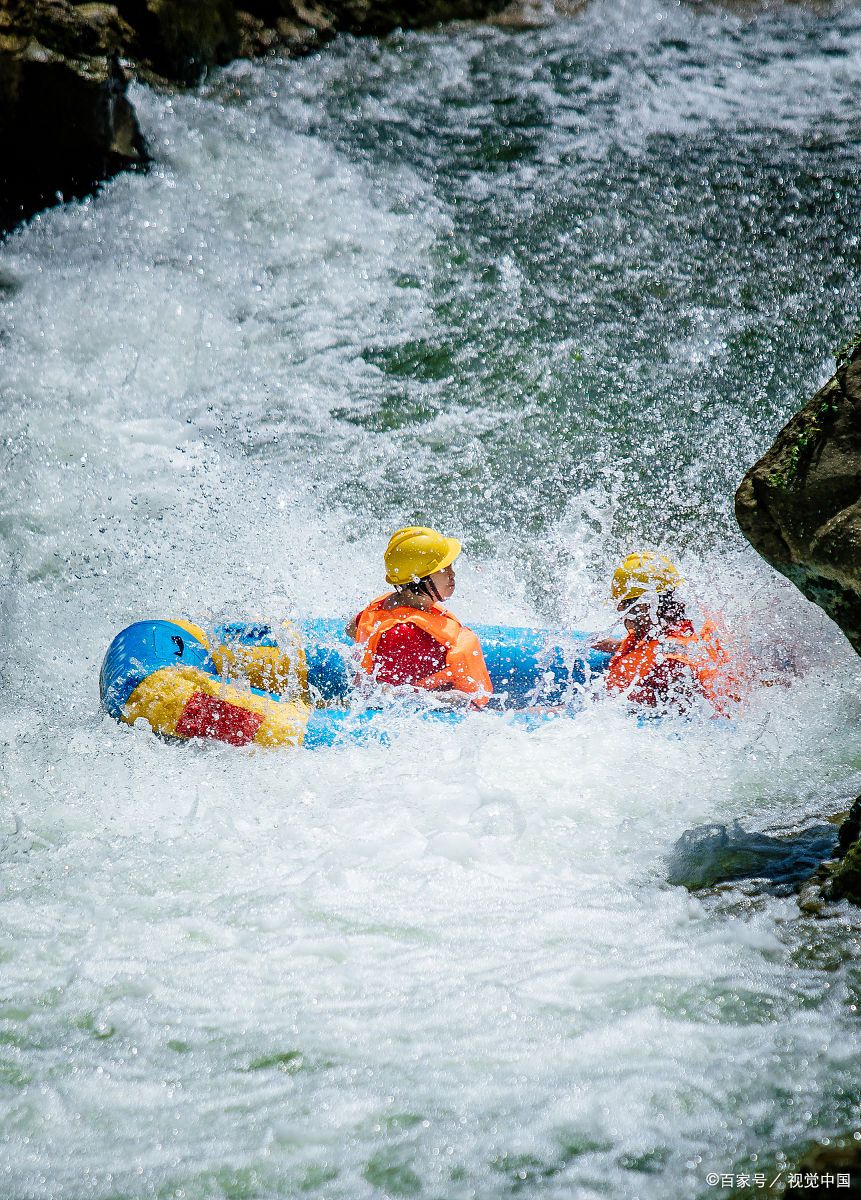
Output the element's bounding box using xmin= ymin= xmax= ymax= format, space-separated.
xmin=2 ymin=2 xmax=861 ymax=1197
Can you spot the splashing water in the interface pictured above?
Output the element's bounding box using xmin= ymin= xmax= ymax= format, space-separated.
xmin=2 ymin=3 xmax=861 ymax=1197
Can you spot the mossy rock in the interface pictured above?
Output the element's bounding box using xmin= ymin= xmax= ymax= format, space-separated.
xmin=837 ymin=797 xmax=861 ymax=857
xmin=736 ymin=342 xmax=861 ymax=657
xmin=829 ymin=839 xmax=861 ymax=904
xmin=114 ymin=0 xmax=240 ymax=83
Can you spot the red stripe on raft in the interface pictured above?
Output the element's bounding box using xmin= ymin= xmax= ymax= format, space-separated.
xmin=175 ymin=692 xmax=264 ymax=746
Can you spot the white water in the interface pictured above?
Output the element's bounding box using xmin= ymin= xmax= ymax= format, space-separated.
xmin=3 ymin=3 xmax=861 ymax=1197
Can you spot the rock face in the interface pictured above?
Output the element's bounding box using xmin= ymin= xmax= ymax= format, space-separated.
xmin=836 ymin=795 xmax=861 ymax=858
xmin=737 ymin=345 xmax=861 ymax=908
xmin=0 ymin=2 xmax=148 ymax=231
xmin=827 ymin=799 xmax=861 ymax=904
xmin=795 ymin=800 xmax=861 ymax=911
xmin=829 ymin=840 xmax=861 ymax=904
xmin=735 ymin=341 xmax=861 ymax=655
xmin=1 ymin=0 xmax=509 ymax=234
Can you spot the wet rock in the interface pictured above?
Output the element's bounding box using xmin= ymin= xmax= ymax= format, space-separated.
xmin=735 ymin=342 xmax=861 ymax=657
xmin=796 ymin=863 xmax=835 ymax=916
xmin=114 ymin=0 xmax=241 ymax=84
xmin=828 ymin=839 xmax=861 ymax=905
xmin=667 ymin=821 xmax=837 ymax=893
xmin=836 ymin=795 xmax=861 ymax=858
xmin=792 ymin=798 xmax=861 ymax=912
xmin=487 ymin=0 xmax=587 ymax=29
xmin=319 ymin=0 xmax=511 ymax=36
xmin=0 ymin=1 xmax=148 ymax=232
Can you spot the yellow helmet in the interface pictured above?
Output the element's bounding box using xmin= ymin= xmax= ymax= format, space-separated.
xmin=611 ymin=552 xmax=683 ymax=606
xmin=384 ymin=526 xmax=462 ymax=586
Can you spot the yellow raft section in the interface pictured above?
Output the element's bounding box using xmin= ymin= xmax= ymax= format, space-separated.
xmin=122 ymin=620 xmax=311 ymax=748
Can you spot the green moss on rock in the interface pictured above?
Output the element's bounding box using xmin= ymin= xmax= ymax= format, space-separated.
xmin=829 ymin=840 xmax=861 ymax=904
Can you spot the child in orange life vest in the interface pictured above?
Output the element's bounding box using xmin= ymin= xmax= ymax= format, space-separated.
xmin=346 ymin=526 xmax=493 ymax=708
xmin=595 ymin=553 xmax=741 ymax=716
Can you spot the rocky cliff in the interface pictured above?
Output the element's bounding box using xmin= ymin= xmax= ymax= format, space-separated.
xmin=0 ymin=3 xmax=145 ymax=231
xmin=737 ymin=341 xmax=861 ymax=907
xmin=736 ymin=341 xmax=861 ymax=656
xmin=0 ymin=0 xmax=509 ymax=233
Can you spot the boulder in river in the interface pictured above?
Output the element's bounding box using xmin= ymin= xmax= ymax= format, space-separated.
xmin=735 ymin=341 xmax=861 ymax=656
xmin=836 ymin=795 xmax=861 ymax=858
xmin=0 ymin=2 xmax=148 ymax=231
xmin=828 ymin=838 xmax=861 ymax=905
xmin=736 ymin=342 xmax=861 ymax=901
xmin=114 ymin=0 xmax=241 ymax=83
xmin=795 ymin=799 xmax=861 ymax=913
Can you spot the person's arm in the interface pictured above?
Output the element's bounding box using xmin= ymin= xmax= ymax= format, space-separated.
xmin=416 ymin=681 xmax=482 ymax=709
xmin=345 ymin=615 xmax=358 ymax=640
xmin=415 ymin=665 xmax=480 ymax=706
xmin=592 ymin=636 xmax=622 ymax=655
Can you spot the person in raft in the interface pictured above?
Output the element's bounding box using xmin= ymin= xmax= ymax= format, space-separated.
xmin=594 ymin=552 xmax=742 ymax=716
xmin=346 ymin=526 xmax=493 ymax=708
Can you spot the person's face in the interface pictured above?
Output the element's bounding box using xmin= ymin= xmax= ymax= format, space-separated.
xmin=430 ymin=564 xmax=456 ymax=600
xmin=619 ymin=597 xmax=655 ymax=639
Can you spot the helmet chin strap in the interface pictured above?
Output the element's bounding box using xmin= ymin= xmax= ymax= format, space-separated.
xmin=419 ymin=576 xmax=442 ymax=604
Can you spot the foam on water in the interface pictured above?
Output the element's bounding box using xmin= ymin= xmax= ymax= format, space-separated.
xmin=2 ymin=3 xmax=861 ymax=1197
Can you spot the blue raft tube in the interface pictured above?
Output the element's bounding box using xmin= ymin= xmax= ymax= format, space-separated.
xmin=99 ymin=617 xmax=612 ymax=750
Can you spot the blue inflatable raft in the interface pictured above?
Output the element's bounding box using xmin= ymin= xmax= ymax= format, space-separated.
xmin=99 ymin=617 xmax=611 ymax=749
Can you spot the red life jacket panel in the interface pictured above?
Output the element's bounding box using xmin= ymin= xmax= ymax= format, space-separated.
xmin=371 ymin=622 xmax=448 ymax=687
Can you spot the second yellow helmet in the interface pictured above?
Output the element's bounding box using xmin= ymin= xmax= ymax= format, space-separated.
xmin=384 ymin=526 xmax=462 ymax=585
xmin=611 ymin=552 xmax=683 ymax=606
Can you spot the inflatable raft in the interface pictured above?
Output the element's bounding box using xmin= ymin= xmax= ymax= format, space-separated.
xmin=99 ymin=618 xmax=611 ymax=749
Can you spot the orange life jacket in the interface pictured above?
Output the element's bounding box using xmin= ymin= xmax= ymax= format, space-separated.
xmin=606 ymin=619 xmax=742 ymax=715
xmin=353 ymin=595 xmax=493 ymax=707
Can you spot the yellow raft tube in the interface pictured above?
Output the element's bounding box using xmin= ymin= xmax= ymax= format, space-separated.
xmin=100 ymin=619 xmax=311 ymax=748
